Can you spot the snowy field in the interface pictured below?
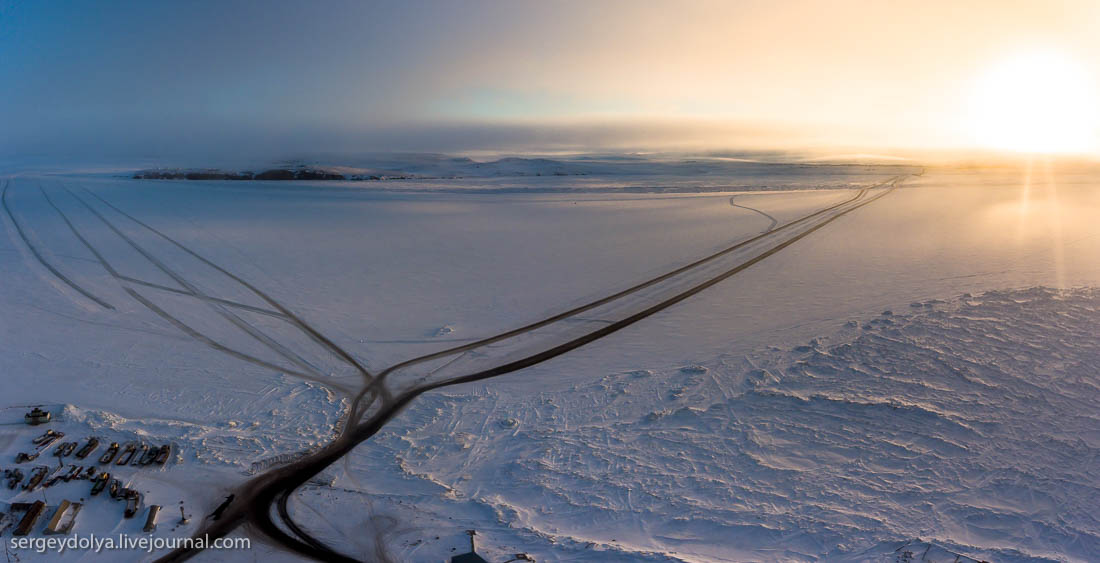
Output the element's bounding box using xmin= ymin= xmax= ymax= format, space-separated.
xmin=1 ymin=159 xmax=1098 ymax=562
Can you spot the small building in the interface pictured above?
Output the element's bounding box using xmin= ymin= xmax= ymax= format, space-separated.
xmin=25 ymin=408 xmax=51 ymax=425
xmin=451 ymin=530 xmax=490 ymax=563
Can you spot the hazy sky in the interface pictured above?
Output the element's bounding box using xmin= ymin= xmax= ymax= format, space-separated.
xmin=2 ymin=0 xmax=1098 ymax=158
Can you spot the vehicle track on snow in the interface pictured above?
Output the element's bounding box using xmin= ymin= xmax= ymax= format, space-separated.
xmin=159 ymin=175 xmax=909 ymax=562
xmin=37 ymin=183 xmax=346 ymax=390
xmin=1 ymin=178 xmax=114 ymax=309
xmin=729 ymin=195 xmax=779 ymax=232
xmin=40 ymin=183 xmax=288 ymax=320
xmin=37 ymin=185 xmax=285 ymax=320
xmin=64 ymin=186 xmax=330 ymax=383
xmin=116 ymin=274 xmax=288 ymax=319
xmin=347 ymin=177 xmax=897 ymax=422
xmin=78 ymin=187 xmax=378 ymax=390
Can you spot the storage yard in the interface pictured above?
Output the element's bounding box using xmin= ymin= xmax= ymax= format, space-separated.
xmin=0 ymin=406 xmax=185 ymax=540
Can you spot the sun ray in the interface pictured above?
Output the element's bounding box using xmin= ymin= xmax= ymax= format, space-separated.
xmin=1016 ymin=156 xmax=1033 ymax=245
xmin=1040 ymin=156 xmax=1067 ymax=290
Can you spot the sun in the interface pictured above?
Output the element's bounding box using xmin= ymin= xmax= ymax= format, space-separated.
xmin=966 ymin=50 xmax=1099 ymax=154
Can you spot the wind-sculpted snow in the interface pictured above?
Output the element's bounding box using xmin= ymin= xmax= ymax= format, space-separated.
xmin=387 ymin=287 xmax=1099 ymax=562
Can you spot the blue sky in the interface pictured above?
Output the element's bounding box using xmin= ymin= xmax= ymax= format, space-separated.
xmin=2 ymin=0 xmax=1097 ymax=158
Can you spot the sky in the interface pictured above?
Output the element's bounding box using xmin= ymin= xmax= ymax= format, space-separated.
xmin=1 ymin=0 xmax=1098 ymax=159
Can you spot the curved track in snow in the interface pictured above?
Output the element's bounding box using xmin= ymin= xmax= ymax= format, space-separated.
xmin=729 ymin=195 xmax=779 ymax=232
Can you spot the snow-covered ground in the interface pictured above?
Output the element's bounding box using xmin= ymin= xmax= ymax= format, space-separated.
xmin=363 ymin=287 xmax=1099 ymax=563
xmin=1 ymin=158 xmax=1097 ymax=561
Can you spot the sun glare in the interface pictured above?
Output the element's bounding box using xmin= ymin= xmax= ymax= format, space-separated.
xmin=967 ymin=50 xmax=1099 ymax=154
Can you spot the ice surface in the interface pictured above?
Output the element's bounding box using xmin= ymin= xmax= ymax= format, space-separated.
xmin=1 ymin=161 xmax=1098 ymax=561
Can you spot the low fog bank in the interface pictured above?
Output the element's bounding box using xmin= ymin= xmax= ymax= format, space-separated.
xmin=12 ymin=116 xmax=1095 ymax=172
xmin=4 ymin=116 xmax=1098 ymax=180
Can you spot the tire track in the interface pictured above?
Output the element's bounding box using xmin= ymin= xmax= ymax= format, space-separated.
xmin=1 ymin=179 xmax=114 ymax=309
xmin=117 ymin=275 xmax=288 ymax=319
xmin=36 ymin=183 xmax=351 ymax=391
xmin=61 ymin=186 xmax=329 ymax=383
xmin=729 ymin=195 xmax=779 ymax=232
xmin=78 ymin=187 xmax=377 ymax=388
xmin=123 ymin=285 xmax=353 ymax=394
xmin=37 ymin=185 xmax=285 ymax=319
xmin=348 ymin=180 xmax=893 ymax=421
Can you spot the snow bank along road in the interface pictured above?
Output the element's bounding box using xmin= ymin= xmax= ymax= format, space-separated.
xmin=137 ymin=174 xmax=907 ymax=561
xmin=0 ymin=172 xmax=905 ymax=560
